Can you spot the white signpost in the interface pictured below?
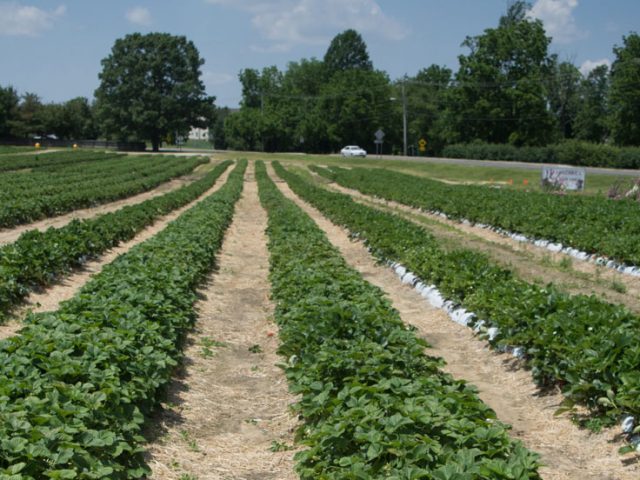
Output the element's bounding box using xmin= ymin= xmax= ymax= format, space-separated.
xmin=541 ymin=166 xmax=586 ymax=191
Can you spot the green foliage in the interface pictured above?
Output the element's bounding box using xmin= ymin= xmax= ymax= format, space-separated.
xmin=404 ymin=66 xmax=452 ymax=155
xmin=95 ymin=33 xmax=214 ymax=151
xmin=574 ymin=65 xmax=610 ymax=143
xmin=7 ymin=93 xmax=46 ymax=139
xmin=306 ymin=163 xmax=640 ymax=424
xmin=442 ymin=140 xmax=640 ymax=169
xmin=0 ymin=160 xmax=232 ymax=319
xmin=224 ymin=31 xmax=395 ymax=154
xmin=258 ymin=161 xmax=540 ymax=478
xmin=440 ymin=1 xmax=554 ymax=146
xmin=0 ymin=85 xmax=19 ymax=138
xmin=0 ymin=154 xmax=207 ymax=228
xmin=0 ymin=150 xmax=121 ymax=172
xmin=323 ymin=29 xmax=373 ymax=75
xmin=609 ymin=32 xmax=640 ymax=146
xmin=0 ymin=160 xmax=246 ymax=477
xmin=324 ymin=165 xmax=640 ymax=266
xmin=547 ymin=59 xmax=582 ymax=140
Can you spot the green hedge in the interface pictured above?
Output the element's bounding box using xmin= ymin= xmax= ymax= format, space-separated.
xmin=442 ymin=141 xmax=640 ymax=169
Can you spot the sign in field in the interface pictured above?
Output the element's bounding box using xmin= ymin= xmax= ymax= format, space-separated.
xmin=541 ymin=166 xmax=586 ymax=191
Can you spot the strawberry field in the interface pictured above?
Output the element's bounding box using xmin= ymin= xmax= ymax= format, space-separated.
xmin=315 ymin=165 xmax=640 ymax=269
xmin=0 ymin=151 xmax=638 ymax=479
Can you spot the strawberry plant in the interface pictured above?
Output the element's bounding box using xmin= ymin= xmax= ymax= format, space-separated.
xmin=0 ymin=154 xmax=208 ymax=228
xmin=257 ymin=161 xmax=540 ymax=479
xmin=0 ymin=160 xmax=232 ymax=320
xmin=276 ymin=162 xmax=640 ymax=427
xmin=0 ymin=160 xmax=246 ymax=478
xmin=314 ymin=165 xmax=640 ymax=268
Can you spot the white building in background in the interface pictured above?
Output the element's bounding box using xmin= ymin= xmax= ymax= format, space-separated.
xmin=189 ymin=126 xmax=209 ymax=141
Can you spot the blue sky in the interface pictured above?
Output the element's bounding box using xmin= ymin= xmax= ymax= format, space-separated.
xmin=0 ymin=0 xmax=638 ymax=107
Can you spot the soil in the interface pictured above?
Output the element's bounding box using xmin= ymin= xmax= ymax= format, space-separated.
xmin=145 ymin=162 xmax=299 ymax=480
xmin=0 ymin=159 xmax=215 ymax=247
xmin=317 ymin=177 xmax=640 ymax=314
xmin=268 ymin=162 xmax=640 ymax=480
xmin=0 ymin=164 xmax=233 ymax=341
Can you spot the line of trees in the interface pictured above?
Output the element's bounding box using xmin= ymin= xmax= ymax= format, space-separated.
xmin=0 ymin=88 xmax=98 ymax=141
xmin=1 ymin=1 xmax=638 ymax=154
xmin=219 ymin=1 xmax=640 ymax=155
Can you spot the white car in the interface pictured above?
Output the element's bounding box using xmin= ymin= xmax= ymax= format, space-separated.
xmin=340 ymin=145 xmax=367 ymax=157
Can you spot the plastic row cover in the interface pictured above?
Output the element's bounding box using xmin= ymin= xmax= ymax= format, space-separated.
xmin=388 ymin=260 xmax=525 ymax=360
xmin=421 ymin=208 xmax=640 ymax=278
xmin=388 ymin=257 xmax=636 ymax=446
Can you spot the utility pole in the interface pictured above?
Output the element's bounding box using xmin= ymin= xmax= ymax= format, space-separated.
xmin=401 ymin=81 xmax=407 ymax=157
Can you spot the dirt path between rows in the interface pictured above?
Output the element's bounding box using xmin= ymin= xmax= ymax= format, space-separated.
xmin=269 ymin=163 xmax=640 ymax=480
xmin=0 ymin=160 xmax=215 ymax=247
xmin=145 ymin=162 xmax=298 ymax=480
xmin=315 ymin=175 xmax=640 ymax=313
xmin=0 ymin=164 xmax=233 ymax=342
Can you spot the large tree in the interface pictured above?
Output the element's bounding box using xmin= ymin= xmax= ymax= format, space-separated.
xmin=547 ymin=58 xmax=582 ymax=140
xmin=8 ymin=92 xmax=46 ymax=139
xmin=574 ymin=65 xmax=610 ymax=143
xmin=0 ymin=85 xmax=19 ymax=139
xmin=448 ymin=1 xmax=554 ymax=146
xmin=403 ymin=65 xmax=452 ymax=155
xmin=95 ymin=32 xmax=214 ymax=151
xmin=323 ymin=29 xmax=373 ymax=75
xmin=609 ymin=32 xmax=640 ymax=146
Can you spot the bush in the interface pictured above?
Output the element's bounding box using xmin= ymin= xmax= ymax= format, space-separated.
xmin=442 ymin=141 xmax=640 ymax=169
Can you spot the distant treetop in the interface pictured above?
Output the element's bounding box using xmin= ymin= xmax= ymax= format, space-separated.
xmin=323 ymin=29 xmax=373 ymax=75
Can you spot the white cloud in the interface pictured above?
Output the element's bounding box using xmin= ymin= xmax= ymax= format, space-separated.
xmin=205 ymin=0 xmax=408 ymax=52
xmin=203 ymin=71 xmax=234 ymax=86
xmin=126 ymin=6 xmax=152 ymax=26
xmin=527 ymin=0 xmax=585 ymax=44
xmin=0 ymin=2 xmax=66 ymax=36
xmin=579 ymin=58 xmax=611 ymax=76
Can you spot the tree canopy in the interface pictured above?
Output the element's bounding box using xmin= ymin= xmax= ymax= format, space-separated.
xmin=609 ymin=32 xmax=640 ymax=146
xmin=324 ymin=29 xmax=373 ymax=75
xmin=448 ymin=2 xmax=554 ymax=146
xmin=95 ymin=32 xmax=214 ymax=151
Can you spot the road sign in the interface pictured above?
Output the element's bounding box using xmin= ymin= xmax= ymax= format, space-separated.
xmin=374 ymin=139 xmax=383 ymax=144
xmin=374 ymin=129 xmax=385 ymax=141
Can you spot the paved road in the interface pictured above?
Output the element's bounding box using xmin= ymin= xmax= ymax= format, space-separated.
xmin=370 ymin=154 xmax=640 ymax=177
xmin=158 ymin=147 xmax=640 ymax=178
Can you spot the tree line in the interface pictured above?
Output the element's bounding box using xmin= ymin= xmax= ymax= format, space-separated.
xmin=0 ymin=1 xmax=638 ymax=154
xmin=221 ymin=2 xmax=640 ymax=154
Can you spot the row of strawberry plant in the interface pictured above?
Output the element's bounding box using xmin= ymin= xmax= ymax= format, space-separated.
xmin=2 ymin=153 xmax=176 ymax=191
xmin=0 ymin=150 xmax=123 ymax=172
xmin=1 ymin=154 xmax=202 ymax=196
xmin=257 ymin=161 xmax=540 ymax=479
xmin=0 ymin=160 xmax=246 ymax=478
xmin=276 ymin=162 xmax=640 ymax=429
xmin=0 ymin=160 xmax=232 ymax=321
xmin=314 ymin=166 xmax=640 ymax=267
xmin=0 ymin=155 xmax=207 ymax=228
